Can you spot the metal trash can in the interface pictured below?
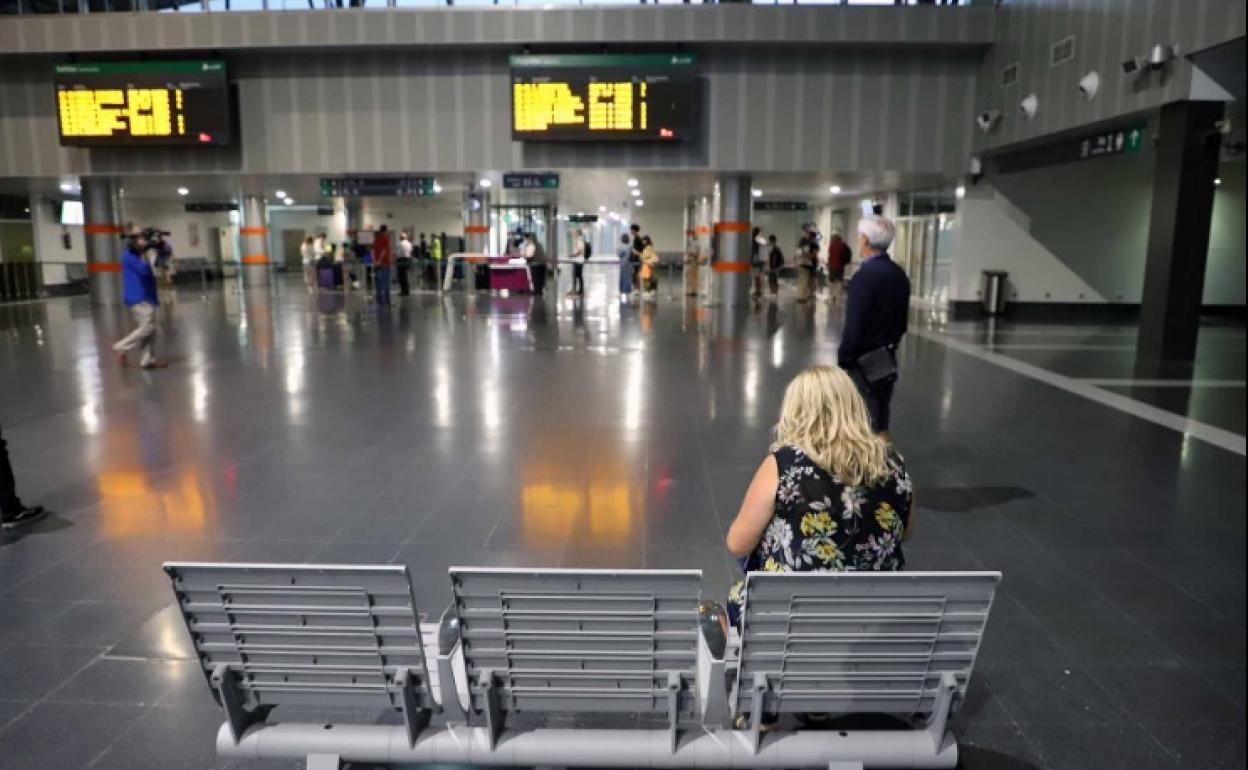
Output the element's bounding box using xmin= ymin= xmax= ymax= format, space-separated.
xmin=981 ymin=270 xmax=1009 ymax=315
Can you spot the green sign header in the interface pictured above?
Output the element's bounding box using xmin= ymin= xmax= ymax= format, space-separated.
xmin=55 ymin=61 xmax=226 ymax=75
xmin=510 ymin=54 xmax=696 ymax=69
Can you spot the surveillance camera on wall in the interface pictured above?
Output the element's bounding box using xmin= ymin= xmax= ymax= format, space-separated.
xmin=1078 ymin=71 xmax=1100 ymax=100
xmin=1019 ymin=94 xmax=1039 ymax=120
xmin=1121 ymin=57 xmax=1143 ymax=76
xmin=976 ymin=110 xmax=1002 ymax=133
xmin=1148 ymin=44 xmax=1175 ymax=70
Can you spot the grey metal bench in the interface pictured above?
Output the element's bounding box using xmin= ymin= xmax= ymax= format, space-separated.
xmin=165 ymin=562 xmax=999 ymax=770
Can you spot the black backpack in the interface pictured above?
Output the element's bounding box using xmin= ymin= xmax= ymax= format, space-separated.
xmin=583 ymin=240 xmax=592 ymax=259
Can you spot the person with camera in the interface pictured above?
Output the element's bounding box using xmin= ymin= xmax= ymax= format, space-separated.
xmin=112 ymin=227 xmax=167 ymax=369
xmin=837 ymin=216 xmax=908 ymax=439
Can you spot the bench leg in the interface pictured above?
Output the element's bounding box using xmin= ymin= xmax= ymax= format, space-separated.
xmin=306 ymin=753 xmax=340 ymax=770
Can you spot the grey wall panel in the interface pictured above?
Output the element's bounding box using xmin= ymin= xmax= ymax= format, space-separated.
xmin=0 ymin=48 xmax=979 ymax=179
xmin=0 ymin=6 xmax=992 ymax=56
xmin=974 ymin=0 xmax=1246 ymax=154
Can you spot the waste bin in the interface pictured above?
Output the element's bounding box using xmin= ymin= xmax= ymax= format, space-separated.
xmin=981 ymin=270 xmax=1009 ymax=315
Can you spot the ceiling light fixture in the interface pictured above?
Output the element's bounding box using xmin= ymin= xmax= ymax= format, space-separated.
xmin=275 ymin=189 xmax=286 ymax=199
xmin=177 ymin=187 xmax=190 ymax=196
xmin=630 ymin=189 xmax=641 ymax=197
xmin=751 ymin=189 xmax=762 ymax=198
xmin=635 ymin=200 xmax=645 ymax=207
xmin=955 ymin=185 xmax=967 ymax=199
xmin=478 ymin=178 xmax=492 ymax=188
xmin=59 ymin=182 xmax=74 ymax=192
xmin=598 ymin=205 xmax=607 ymax=213
xmin=829 ymin=185 xmax=842 ymax=194
xmin=627 ymin=178 xmax=639 ymax=188
xmin=284 ymin=197 xmax=294 ymax=206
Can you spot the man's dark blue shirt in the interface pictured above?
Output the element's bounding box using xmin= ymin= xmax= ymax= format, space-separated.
xmin=837 ymin=252 xmax=910 ymax=369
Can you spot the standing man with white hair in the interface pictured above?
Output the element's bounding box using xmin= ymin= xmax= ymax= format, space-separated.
xmin=837 ymin=215 xmax=910 ymax=438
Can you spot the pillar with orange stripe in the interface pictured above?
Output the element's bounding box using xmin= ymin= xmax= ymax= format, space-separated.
xmin=713 ymin=175 xmax=753 ymax=307
xmin=239 ymin=194 xmax=270 ymax=289
xmin=82 ymin=177 xmax=123 ymax=307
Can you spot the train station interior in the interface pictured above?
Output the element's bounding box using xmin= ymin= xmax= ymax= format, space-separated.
xmin=0 ymin=2 xmax=1244 ymax=770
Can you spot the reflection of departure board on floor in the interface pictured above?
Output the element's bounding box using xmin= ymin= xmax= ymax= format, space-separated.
xmin=511 ymin=54 xmax=698 ymax=142
xmin=54 ymin=61 xmax=231 ymax=147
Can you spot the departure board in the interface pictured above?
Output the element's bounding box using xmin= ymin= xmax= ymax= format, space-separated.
xmin=54 ymin=61 xmax=231 ymax=147
xmin=510 ymin=54 xmax=698 ymax=142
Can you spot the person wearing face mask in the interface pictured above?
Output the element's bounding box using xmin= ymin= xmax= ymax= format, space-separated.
xmin=837 ymin=215 xmax=909 ymax=439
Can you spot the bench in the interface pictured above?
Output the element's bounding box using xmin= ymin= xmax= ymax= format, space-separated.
xmin=164 ymin=563 xmax=1000 ymax=770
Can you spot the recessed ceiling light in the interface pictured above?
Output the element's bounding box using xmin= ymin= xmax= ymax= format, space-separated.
xmin=829 ymin=185 xmax=842 ymax=194
xmin=478 ymin=178 xmax=492 ymax=188
xmin=284 ymin=197 xmax=294 ymax=206
xmin=630 ymin=189 xmax=641 ymax=197
xmin=627 ymin=178 xmax=639 ymax=188
xmin=598 ymin=205 xmax=607 ymax=213
xmin=955 ymin=185 xmax=967 ymax=199
xmin=635 ymin=200 xmax=645 ymax=207
xmin=751 ymin=189 xmax=762 ymax=198
xmin=59 ymin=182 xmax=74 ymax=192
xmin=177 ymin=187 xmax=190 ymax=196
xmin=275 ymin=189 xmax=286 ymax=199
xmin=1214 ymin=177 xmax=1222 ymax=186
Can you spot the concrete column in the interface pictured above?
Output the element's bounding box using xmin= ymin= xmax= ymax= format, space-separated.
xmin=239 ymin=195 xmax=270 ymax=288
xmin=82 ymin=177 xmax=122 ymax=306
xmin=464 ymin=190 xmax=489 ymax=254
xmin=713 ymin=175 xmax=752 ymax=308
xmin=1136 ymin=100 xmax=1225 ymax=373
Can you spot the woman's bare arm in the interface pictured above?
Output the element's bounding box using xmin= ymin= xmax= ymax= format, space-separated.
xmin=725 ymin=455 xmax=780 ymax=557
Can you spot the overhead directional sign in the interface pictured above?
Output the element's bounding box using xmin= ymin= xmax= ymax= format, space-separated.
xmin=1079 ymin=126 xmax=1145 ymax=159
xmin=996 ymin=123 xmax=1147 ymax=173
xmin=754 ymin=201 xmax=809 ymax=213
xmin=320 ymin=177 xmax=437 ymax=197
xmin=503 ymin=173 xmax=560 ymax=190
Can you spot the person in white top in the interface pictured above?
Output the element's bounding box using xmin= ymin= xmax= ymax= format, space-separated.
xmin=570 ymin=229 xmax=587 ymax=296
xmin=397 ymin=232 xmax=414 ymax=296
xmin=300 ymin=235 xmax=317 ymax=292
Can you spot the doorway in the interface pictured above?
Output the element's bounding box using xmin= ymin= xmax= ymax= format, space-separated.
xmin=490 ymin=206 xmax=550 ymax=258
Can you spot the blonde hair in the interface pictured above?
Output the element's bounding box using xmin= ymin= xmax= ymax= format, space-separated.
xmin=770 ymin=365 xmax=891 ymax=487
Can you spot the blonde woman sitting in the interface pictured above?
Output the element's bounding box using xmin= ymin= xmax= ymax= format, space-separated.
xmin=725 ymin=364 xmax=914 ymax=625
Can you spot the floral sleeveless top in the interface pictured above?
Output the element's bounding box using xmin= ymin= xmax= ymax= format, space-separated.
xmin=729 ymin=445 xmax=913 ymax=617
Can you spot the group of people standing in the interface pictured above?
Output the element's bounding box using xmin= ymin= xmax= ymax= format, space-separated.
xmin=749 ymin=223 xmax=854 ymax=304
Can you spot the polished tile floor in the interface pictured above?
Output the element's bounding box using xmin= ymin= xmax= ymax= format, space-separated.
xmin=0 ymin=272 xmax=1244 ymax=770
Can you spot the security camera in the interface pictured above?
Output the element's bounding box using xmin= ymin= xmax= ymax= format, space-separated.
xmin=976 ymin=110 xmax=1002 ymax=133
xmin=1078 ymin=71 xmax=1100 ymax=100
xmin=1019 ymin=93 xmax=1039 ymax=120
xmin=1121 ymin=57 xmax=1143 ymax=76
xmin=1148 ymin=44 xmax=1175 ymax=70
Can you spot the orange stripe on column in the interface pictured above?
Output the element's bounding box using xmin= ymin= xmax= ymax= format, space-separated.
xmin=464 ymin=225 xmax=489 ymax=234
xmin=240 ymin=227 xmax=267 ymax=236
xmin=84 ymin=223 xmax=123 ymax=235
xmin=695 ymin=225 xmax=710 ymax=235
xmin=713 ymin=262 xmax=752 ymax=273
xmin=87 ymin=262 xmax=122 ymax=273
xmin=240 ymin=255 xmax=270 ymax=264
xmin=714 ymin=221 xmax=751 ymax=234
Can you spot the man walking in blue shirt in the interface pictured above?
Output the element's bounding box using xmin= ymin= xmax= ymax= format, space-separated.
xmin=112 ymin=228 xmax=167 ymax=369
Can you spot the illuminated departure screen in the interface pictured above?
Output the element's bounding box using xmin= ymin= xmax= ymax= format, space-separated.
xmin=510 ymin=54 xmax=698 ymax=142
xmin=54 ymin=61 xmax=231 ymax=147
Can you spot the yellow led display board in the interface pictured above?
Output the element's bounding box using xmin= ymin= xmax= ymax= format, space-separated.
xmin=510 ymin=54 xmax=697 ymax=142
xmin=53 ymin=61 xmax=231 ymax=147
